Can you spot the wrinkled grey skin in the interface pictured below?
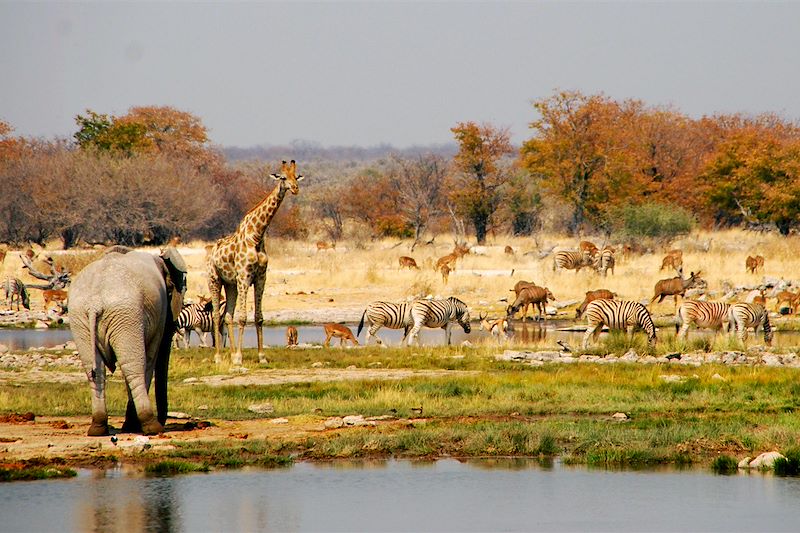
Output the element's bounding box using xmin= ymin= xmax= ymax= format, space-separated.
xmin=69 ymin=247 xmax=186 ymax=436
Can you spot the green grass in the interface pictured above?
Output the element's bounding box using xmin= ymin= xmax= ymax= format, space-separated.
xmin=710 ymin=455 xmax=739 ymax=474
xmin=4 ymin=346 xmax=800 ymax=467
xmin=144 ymin=460 xmax=209 ymax=476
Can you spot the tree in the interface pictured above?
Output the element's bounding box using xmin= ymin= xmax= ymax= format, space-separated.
xmin=450 ymin=122 xmax=514 ymax=244
xmin=0 ymin=120 xmax=21 ymax=162
xmin=386 ymin=154 xmax=448 ymax=248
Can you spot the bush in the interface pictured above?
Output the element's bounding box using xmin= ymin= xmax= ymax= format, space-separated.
xmin=773 ymin=448 xmax=800 ymax=476
xmin=613 ymin=203 xmax=694 ymax=242
xmin=711 ymin=455 xmax=738 ymax=474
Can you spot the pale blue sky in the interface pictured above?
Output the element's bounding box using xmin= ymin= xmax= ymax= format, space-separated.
xmin=1 ymin=1 xmax=799 ymax=148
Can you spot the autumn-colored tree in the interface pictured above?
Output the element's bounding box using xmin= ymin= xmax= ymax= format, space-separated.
xmin=74 ymin=106 xmax=221 ymax=171
xmin=343 ymin=170 xmax=406 ymax=236
xmin=0 ymin=120 xmax=21 ymax=162
xmin=520 ymin=91 xmax=633 ymax=233
xmin=450 ymin=122 xmax=514 ymax=244
xmin=701 ymin=118 xmax=800 ymax=234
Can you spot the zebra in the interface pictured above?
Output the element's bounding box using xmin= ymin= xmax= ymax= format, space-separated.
xmin=593 ymin=248 xmax=615 ymax=277
xmin=582 ymin=299 xmax=656 ymax=349
xmin=675 ymin=301 xmax=731 ymax=340
xmin=357 ymin=301 xmax=415 ymax=346
xmin=407 ymin=296 xmax=471 ymax=346
xmin=728 ymin=303 xmax=772 ymax=346
xmin=175 ymin=299 xmax=227 ymax=349
xmin=3 ymin=277 xmax=30 ymax=311
xmin=553 ymin=250 xmax=594 ymax=273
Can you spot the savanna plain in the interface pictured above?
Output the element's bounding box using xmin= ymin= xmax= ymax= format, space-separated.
xmin=2 ymin=229 xmax=800 ymax=480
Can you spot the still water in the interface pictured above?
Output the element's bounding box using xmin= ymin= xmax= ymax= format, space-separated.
xmin=1 ymin=459 xmax=799 ymax=532
xmin=5 ymin=321 xmax=800 ymax=351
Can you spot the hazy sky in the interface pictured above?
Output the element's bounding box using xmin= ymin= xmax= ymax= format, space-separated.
xmin=2 ymin=1 xmax=799 ymax=148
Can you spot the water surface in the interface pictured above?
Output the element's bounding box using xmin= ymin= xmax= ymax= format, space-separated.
xmin=1 ymin=460 xmax=799 ymax=532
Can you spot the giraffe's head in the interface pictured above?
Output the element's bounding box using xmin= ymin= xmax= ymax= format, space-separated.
xmin=270 ymin=160 xmax=304 ymax=195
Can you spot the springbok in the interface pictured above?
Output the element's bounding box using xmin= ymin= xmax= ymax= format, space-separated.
xmin=286 ymin=325 xmax=298 ymax=346
xmin=479 ymin=312 xmax=510 ymax=340
xmin=398 ymin=256 xmax=419 ymax=269
xmin=323 ymin=323 xmax=359 ymax=347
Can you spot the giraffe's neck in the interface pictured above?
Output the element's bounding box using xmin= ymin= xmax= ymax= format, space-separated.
xmin=238 ymin=181 xmax=287 ymax=246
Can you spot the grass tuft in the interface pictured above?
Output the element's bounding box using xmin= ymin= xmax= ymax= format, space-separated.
xmin=710 ymin=455 xmax=739 ymax=474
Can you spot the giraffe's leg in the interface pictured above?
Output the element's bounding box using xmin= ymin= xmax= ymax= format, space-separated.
xmin=233 ymin=279 xmax=249 ymax=366
xmin=209 ymin=279 xmax=225 ymax=364
xmin=253 ymin=270 xmax=267 ymax=364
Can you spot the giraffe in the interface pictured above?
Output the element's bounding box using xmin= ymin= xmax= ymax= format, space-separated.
xmin=207 ymin=160 xmax=303 ymax=366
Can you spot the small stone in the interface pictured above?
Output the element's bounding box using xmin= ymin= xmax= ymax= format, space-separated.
xmin=324 ymin=417 xmax=344 ymax=429
xmin=182 ymin=377 xmax=199 ymax=384
xmin=167 ymin=412 xmax=191 ymax=420
xmin=346 ymin=365 xmax=357 ymax=370
xmin=311 ymin=362 xmax=324 ymax=368
xmin=738 ymin=457 xmax=752 ymax=469
xmin=711 ymin=373 xmax=726 ymax=381
xmin=660 ymin=374 xmax=684 ymax=383
xmin=197 ymin=405 xmax=209 ymax=411
xmin=270 ymin=418 xmax=289 ymax=424
xmin=343 ymin=415 xmax=365 ymax=425
xmin=611 ymin=412 xmax=629 ymax=421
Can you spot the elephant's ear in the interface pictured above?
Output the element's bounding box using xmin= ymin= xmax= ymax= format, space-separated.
xmin=159 ymin=247 xmax=188 ymax=321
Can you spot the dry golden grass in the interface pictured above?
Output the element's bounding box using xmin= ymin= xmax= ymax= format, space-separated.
xmin=4 ymin=229 xmax=799 ymax=320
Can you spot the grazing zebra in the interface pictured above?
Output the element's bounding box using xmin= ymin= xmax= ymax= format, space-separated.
xmin=593 ymin=247 xmax=615 ymax=277
xmin=175 ymin=300 xmax=227 ymax=349
xmin=553 ymin=250 xmax=594 ymax=273
xmin=728 ymin=303 xmax=773 ymax=346
xmin=407 ymin=296 xmax=471 ymax=346
xmin=582 ymin=299 xmax=657 ymax=349
xmin=675 ymin=301 xmax=731 ymax=340
xmin=3 ymin=277 xmax=30 ymax=311
xmin=357 ymin=300 xmax=415 ymax=346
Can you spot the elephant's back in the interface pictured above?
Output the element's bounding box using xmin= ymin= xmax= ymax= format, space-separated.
xmin=70 ymin=251 xmax=166 ymax=314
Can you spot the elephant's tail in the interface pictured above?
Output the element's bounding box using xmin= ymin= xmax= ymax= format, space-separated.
xmin=87 ymin=308 xmax=111 ymax=372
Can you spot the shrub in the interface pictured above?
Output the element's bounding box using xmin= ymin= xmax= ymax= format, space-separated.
xmin=711 ymin=455 xmax=738 ymax=474
xmin=613 ymin=203 xmax=695 ymax=243
xmin=773 ymin=448 xmax=800 ymax=476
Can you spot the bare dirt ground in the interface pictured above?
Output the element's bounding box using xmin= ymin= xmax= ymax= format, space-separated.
xmin=0 ymin=368 xmax=474 ymax=465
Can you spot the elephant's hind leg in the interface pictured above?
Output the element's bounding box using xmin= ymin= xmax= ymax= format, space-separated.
xmin=117 ymin=333 xmax=163 ymax=435
xmin=86 ymin=352 xmax=110 ymax=436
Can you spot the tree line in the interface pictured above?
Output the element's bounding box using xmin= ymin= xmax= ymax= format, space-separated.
xmin=1 ymin=90 xmax=799 ymax=249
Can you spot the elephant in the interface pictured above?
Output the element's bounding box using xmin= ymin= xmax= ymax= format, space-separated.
xmin=69 ymin=246 xmax=187 ymax=436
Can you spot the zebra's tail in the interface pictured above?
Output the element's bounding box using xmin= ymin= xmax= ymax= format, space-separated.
xmin=357 ymin=309 xmax=367 ymax=337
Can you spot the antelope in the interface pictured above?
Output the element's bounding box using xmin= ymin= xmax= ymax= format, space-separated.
xmin=510 ymin=280 xmax=539 ymax=297
xmin=507 ymin=285 xmax=555 ymax=322
xmin=575 ymin=289 xmax=615 ymax=319
xmin=579 ymin=240 xmax=599 ymax=257
xmin=435 ymin=253 xmax=458 ymax=272
xmin=453 ymin=242 xmax=470 ymax=258
xmin=478 ymin=312 xmax=510 ymax=339
xmin=650 ymin=271 xmax=705 ymax=310
xmin=43 ymin=289 xmax=68 ymax=312
xmin=398 ymin=256 xmax=419 ymax=269
xmin=660 ymin=249 xmax=683 ymax=272
xmin=504 ymin=245 xmax=514 ymax=255
xmin=752 ymin=288 xmax=767 ymax=306
xmin=286 ymin=325 xmax=299 ymax=346
xmin=745 ymin=255 xmax=764 ymax=274
xmin=317 ymin=241 xmax=336 ymax=252
xmin=775 ymin=290 xmax=800 ymax=313
xmin=323 ymin=323 xmax=359 ymax=347
xmin=440 ymin=263 xmax=451 ymax=284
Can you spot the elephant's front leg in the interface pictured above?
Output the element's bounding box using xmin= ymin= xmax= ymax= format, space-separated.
xmin=253 ymin=269 xmax=267 ymax=364
xmin=86 ymin=351 xmax=109 ymax=436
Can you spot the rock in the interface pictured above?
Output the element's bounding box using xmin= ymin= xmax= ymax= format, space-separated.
xmin=346 ymin=365 xmax=358 ymax=370
xmin=343 ymin=415 xmax=364 ymax=425
xmin=738 ymin=457 xmax=752 ymax=469
xmin=0 ymin=344 xmax=8 ymax=354
xmin=270 ymin=418 xmax=289 ymax=424
xmin=761 ymin=354 xmax=783 ymax=367
xmin=197 ymin=405 xmax=209 ymax=411
xmin=748 ymin=451 xmax=786 ymax=469
xmin=620 ymin=349 xmax=639 ymax=362
xmin=611 ymin=412 xmax=629 ymax=421
xmin=324 ymin=417 xmax=344 ymax=429
xmin=311 ymin=361 xmax=324 ymax=368
xmin=660 ymin=374 xmax=684 ymax=383
xmin=182 ymin=377 xmax=199 ymax=384
xmin=34 ymin=321 xmax=49 ymax=329
xmin=711 ymin=373 xmax=726 ymax=381
xmin=461 ymin=340 xmax=473 ymax=347
xmin=167 ymin=411 xmax=192 ymax=420
xmin=248 ymin=403 xmax=274 ymax=414
xmin=230 ymin=366 xmax=248 ymax=374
